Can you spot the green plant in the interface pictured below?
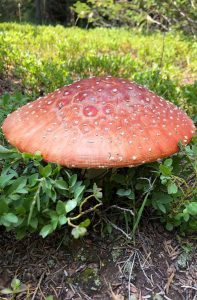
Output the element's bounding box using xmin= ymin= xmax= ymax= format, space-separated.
xmin=101 ymin=139 xmax=196 ymax=236
xmin=0 ymin=277 xmax=28 ymax=296
xmin=0 ymin=137 xmax=196 ymax=240
xmin=149 ymin=141 xmax=197 ymax=232
xmin=0 ymin=145 xmax=103 ymax=239
xmin=0 ymin=24 xmax=196 ymax=98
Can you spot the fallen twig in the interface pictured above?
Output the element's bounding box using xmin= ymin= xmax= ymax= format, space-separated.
xmin=31 ymin=272 xmax=45 ymax=300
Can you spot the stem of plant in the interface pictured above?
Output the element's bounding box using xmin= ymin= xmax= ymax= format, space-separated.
xmin=68 ymin=218 xmax=77 ymax=228
xmin=131 ymin=191 xmax=150 ymax=240
xmin=70 ymin=202 xmax=103 ymax=222
xmin=79 ymin=194 xmax=94 ymax=213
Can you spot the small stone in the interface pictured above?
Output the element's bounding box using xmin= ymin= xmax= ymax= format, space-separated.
xmin=176 ymin=252 xmax=189 ymax=270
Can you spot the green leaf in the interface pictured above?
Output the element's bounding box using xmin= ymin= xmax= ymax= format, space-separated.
xmin=28 ymin=173 xmax=39 ymax=187
xmin=186 ymin=202 xmax=197 ymax=216
xmin=3 ymin=213 xmax=18 ymax=224
xmin=167 ymin=182 xmax=178 ymax=194
xmin=51 ymin=218 xmax=58 ymax=230
xmin=164 ymin=158 xmax=173 ymax=167
xmin=116 ymin=188 xmax=134 ymax=199
xmin=41 ymin=178 xmax=51 ymax=195
xmin=166 ymin=223 xmax=173 ymax=231
xmin=79 ymin=218 xmax=90 ymax=228
xmin=188 ymin=219 xmax=197 ymax=231
xmin=65 ymin=199 xmax=77 ymax=213
xmin=0 ymin=145 xmax=13 ymax=154
xmin=0 ymin=288 xmax=13 ymax=294
xmin=29 ymin=218 xmax=38 ymax=229
xmin=39 ymin=164 xmax=52 ymax=177
xmin=11 ymin=278 xmax=21 ymax=290
xmin=0 ymin=200 xmax=9 ymax=214
xmin=135 ymin=182 xmax=145 ymax=190
xmin=152 ymin=192 xmax=172 ymax=204
xmin=157 ymin=203 xmax=167 ymax=213
xmin=93 ymin=183 xmax=102 ymax=199
xmin=69 ymin=174 xmax=78 ymax=187
xmin=54 ymin=179 xmax=68 ymax=190
xmin=0 ymin=173 xmax=15 ymax=188
xmin=0 ymin=146 xmax=19 ymax=160
xmin=183 ymin=213 xmax=190 ymax=222
xmin=22 ymin=151 xmax=42 ymax=161
xmin=175 ymin=212 xmax=184 ymax=221
xmin=56 ymin=200 xmax=66 ymax=215
xmin=50 ymin=188 xmax=57 ymax=202
xmin=7 ymin=177 xmax=27 ymax=195
xmin=58 ymin=215 xmax=67 ymax=225
xmin=160 ymin=175 xmax=169 ymax=184
xmin=9 ymin=194 xmax=21 ymax=200
xmin=40 ymin=224 xmax=53 ymax=238
xmin=74 ymin=185 xmax=85 ymax=201
xmin=159 ymin=164 xmax=172 ymax=176
xmin=71 ymin=226 xmax=87 ymax=239
xmin=117 ymin=188 xmax=131 ymax=197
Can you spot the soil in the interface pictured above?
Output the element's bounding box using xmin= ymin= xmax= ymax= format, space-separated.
xmin=0 ymin=222 xmax=196 ymax=300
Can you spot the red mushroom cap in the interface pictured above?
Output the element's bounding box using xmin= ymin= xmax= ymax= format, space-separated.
xmin=2 ymin=77 xmax=195 ymax=168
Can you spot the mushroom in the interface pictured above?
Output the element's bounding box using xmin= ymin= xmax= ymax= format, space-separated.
xmin=2 ymin=77 xmax=195 ymax=168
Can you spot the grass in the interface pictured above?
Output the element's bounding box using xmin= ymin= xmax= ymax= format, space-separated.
xmin=0 ymin=23 xmax=196 ymax=239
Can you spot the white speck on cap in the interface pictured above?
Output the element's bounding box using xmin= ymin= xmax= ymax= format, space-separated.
xmin=2 ymin=76 xmax=195 ymax=169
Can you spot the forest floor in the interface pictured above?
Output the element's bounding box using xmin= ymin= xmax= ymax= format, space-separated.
xmin=0 ymin=68 xmax=196 ymax=300
xmin=0 ymin=221 xmax=196 ymax=300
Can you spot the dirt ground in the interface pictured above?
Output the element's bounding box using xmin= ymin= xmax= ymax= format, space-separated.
xmin=0 ymin=221 xmax=196 ymax=300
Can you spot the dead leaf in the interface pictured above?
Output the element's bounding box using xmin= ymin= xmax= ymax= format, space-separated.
xmin=164 ymin=240 xmax=180 ymax=260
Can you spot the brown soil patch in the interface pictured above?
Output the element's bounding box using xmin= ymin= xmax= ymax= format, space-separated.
xmin=0 ymin=223 xmax=196 ymax=300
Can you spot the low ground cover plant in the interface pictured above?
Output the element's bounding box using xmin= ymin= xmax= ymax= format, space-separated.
xmin=0 ymin=24 xmax=197 ymax=94
xmin=0 ymin=24 xmax=196 ymax=239
xmin=0 ymin=137 xmax=196 ymax=239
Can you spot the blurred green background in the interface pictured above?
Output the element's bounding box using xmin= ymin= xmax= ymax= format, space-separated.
xmin=0 ymin=0 xmax=196 ymax=35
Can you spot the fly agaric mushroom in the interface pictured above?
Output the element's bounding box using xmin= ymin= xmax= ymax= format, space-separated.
xmin=2 ymin=77 xmax=195 ymax=168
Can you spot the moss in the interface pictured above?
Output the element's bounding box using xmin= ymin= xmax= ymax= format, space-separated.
xmin=111 ymin=248 xmax=122 ymax=262
xmin=77 ymin=267 xmax=101 ymax=291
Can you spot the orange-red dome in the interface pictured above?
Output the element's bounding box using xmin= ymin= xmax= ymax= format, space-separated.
xmin=2 ymin=77 xmax=195 ymax=168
